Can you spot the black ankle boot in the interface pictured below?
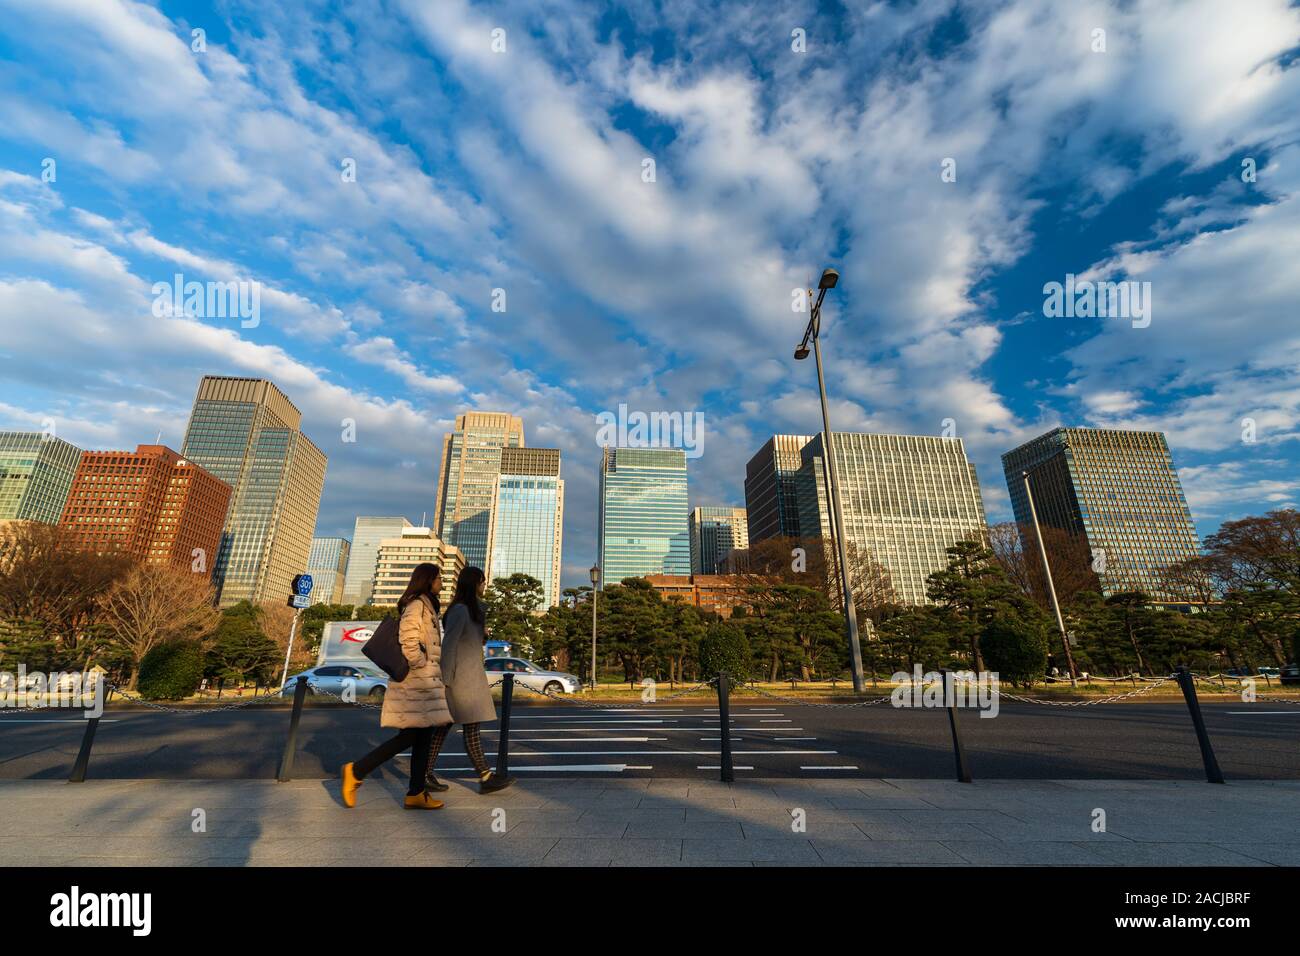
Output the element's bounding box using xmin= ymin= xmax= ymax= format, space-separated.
xmin=479 ymin=773 xmax=513 ymax=794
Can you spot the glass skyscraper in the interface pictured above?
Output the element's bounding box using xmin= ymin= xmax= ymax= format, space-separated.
xmin=1001 ymin=428 xmax=1201 ymax=603
xmin=307 ymin=536 xmax=351 ymax=605
xmin=434 ymin=412 xmax=524 ymax=571
xmin=690 ymin=505 xmax=748 ymax=574
xmin=343 ymin=516 xmax=411 ymax=605
xmin=0 ymin=431 xmax=83 ymax=524
xmin=598 ymin=447 xmax=690 ymax=585
xmin=489 ymin=447 xmax=564 ymax=606
xmin=180 ymin=376 xmax=327 ymax=608
xmin=798 ymin=433 xmax=988 ymax=605
xmin=743 ymin=435 xmax=815 ymax=544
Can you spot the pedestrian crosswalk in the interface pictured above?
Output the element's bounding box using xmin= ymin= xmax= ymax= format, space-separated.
xmin=430 ymin=705 xmax=860 ymax=777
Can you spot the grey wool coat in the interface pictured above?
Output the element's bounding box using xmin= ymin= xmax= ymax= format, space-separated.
xmin=440 ymin=603 xmax=498 ymax=725
xmin=379 ymin=596 xmax=453 ymax=730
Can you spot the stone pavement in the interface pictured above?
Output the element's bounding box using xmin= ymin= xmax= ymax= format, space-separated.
xmin=2 ymin=777 xmax=1298 ymax=867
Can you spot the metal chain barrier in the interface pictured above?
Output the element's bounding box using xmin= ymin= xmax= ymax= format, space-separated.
xmin=489 ymin=677 xmax=718 ymax=707
xmin=997 ymin=678 xmax=1172 ymax=707
xmin=726 ymin=681 xmax=895 ymax=708
xmin=105 ymin=684 xmax=291 ymax=715
xmin=1191 ymin=673 xmax=1300 ymax=704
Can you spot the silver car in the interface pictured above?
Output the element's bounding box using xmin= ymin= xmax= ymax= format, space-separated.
xmin=483 ymin=657 xmax=582 ymax=695
xmin=280 ymin=664 xmax=388 ymax=700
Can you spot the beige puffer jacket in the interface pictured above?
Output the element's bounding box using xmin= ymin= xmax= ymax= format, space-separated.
xmin=379 ymin=595 xmax=453 ymax=730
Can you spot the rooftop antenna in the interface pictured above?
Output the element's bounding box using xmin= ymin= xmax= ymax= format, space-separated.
xmin=155 ymin=430 xmax=162 ymax=445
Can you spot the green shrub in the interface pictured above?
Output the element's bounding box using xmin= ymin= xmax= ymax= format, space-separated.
xmin=980 ymin=616 xmax=1048 ymax=687
xmin=698 ymin=623 xmax=751 ymax=683
xmin=137 ymin=640 xmax=206 ymax=700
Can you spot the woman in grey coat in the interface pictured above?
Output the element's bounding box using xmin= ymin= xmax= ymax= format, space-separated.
xmin=426 ymin=567 xmax=513 ymax=794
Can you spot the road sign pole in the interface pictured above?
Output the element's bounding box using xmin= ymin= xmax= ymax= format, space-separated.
xmin=279 ymin=608 xmax=301 ymax=689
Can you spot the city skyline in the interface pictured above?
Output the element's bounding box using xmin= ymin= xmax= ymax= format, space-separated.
xmin=0 ymin=2 xmax=1295 ymax=594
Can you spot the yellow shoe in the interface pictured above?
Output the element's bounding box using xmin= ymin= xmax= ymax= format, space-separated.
xmin=404 ymin=792 xmax=444 ymax=810
xmin=341 ymin=762 xmax=362 ymax=808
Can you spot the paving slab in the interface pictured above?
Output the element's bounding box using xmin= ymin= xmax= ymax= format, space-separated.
xmin=3 ymin=778 xmax=1295 ymax=867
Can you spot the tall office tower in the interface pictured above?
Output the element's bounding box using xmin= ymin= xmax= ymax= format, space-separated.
xmin=342 ymin=516 xmax=412 ymax=605
xmin=306 ymin=536 xmax=351 ymax=605
xmin=58 ymin=444 xmax=231 ymax=571
xmin=1001 ymin=428 xmax=1202 ymax=603
xmin=797 ymin=433 xmax=988 ymax=606
xmin=0 ymin=431 xmax=83 ymax=523
xmin=370 ymin=526 xmax=464 ymax=608
xmin=690 ymin=506 xmax=749 ymax=574
xmin=434 ymin=412 xmax=525 ymax=570
xmin=180 ymin=376 xmax=328 ymax=608
xmin=488 ymin=447 xmax=564 ymax=607
xmin=743 ymin=435 xmax=815 ymax=545
xmin=598 ymin=447 xmax=690 ymax=585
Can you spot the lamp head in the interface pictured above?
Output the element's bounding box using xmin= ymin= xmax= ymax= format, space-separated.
xmin=589 ymin=565 xmax=601 ymax=585
xmin=818 ymin=268 xmax=839 ymax=290
xmin=793 ymin=345 xmax=810 ymax=361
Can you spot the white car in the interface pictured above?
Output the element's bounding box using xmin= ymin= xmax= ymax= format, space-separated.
xmin=483 ymin=657 xmax=582 ymax=695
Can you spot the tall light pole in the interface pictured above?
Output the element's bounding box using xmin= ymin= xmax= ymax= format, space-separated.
xmin=795 ymin=268 xmax=866 ymax=693
xmin=589 ymin=565 xmax=601 ymax=690
xmin=1021 ymin=468 xmax=1078 ymax=680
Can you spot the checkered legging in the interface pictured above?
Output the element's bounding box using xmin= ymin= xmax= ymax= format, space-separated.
xmin=427 ymin=723 xmax=491 ymax=779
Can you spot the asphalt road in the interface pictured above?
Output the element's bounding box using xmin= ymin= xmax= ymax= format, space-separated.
xmin=3 ymin=695 xmax=1298 ymax=782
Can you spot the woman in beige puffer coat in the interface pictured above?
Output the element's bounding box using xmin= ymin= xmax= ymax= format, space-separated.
xmin=341 ymin=562 xmax=453 ymax=810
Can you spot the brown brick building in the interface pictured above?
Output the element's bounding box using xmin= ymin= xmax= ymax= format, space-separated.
xmin=644 ymin=574 xmax=751 ymax=618
xmin=59 ymin=444 xmax=231 ymax=572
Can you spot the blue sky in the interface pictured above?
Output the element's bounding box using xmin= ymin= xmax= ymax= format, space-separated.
xmin=1 ymin=0 xmax=1298 ymax=590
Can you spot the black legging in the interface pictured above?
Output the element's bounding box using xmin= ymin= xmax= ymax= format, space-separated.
xmin=353 ymin=725 xmax=441 ymax=795
xmin=427 ymin=723 xmax=491 ymax=779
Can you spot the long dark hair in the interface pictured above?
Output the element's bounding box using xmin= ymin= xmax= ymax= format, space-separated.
xmin=450 ymin=566 xmax=486 ymax=628
xmin=397 ymin=562 xmax=442 ymax=615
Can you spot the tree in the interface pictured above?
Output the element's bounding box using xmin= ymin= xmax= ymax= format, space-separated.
xmin=926 ymin=540 xmax=1040 ymax=671
xmin=875 ymin=606 xmax=951 ymax=673
xmin=483 ymin=574 xmax=545 ymax=655
xmin=208 ymin=603 xmax=281 ymax=686
xmin=100 ymin=563 xmax=221 ymax=689
xmin=601 ymin=579 xmax=665 ymax=682
xmin=980 ymin=614 xmax=1048 ymax=687
xmin=988 ymin=521 xmax=1101 ymax=612
xmin=731 ymin=535 xmax=898 ymax=621
xmin=698 ymin=620 xmax=751 ymax=682
xmin=0 ymin=522 xmax=131 ymax=653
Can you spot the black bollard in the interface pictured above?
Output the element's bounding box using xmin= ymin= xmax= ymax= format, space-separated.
xmin=277 ymin=675 xmax=308 ymax=782
xmin=1175 ymin=667 xmax=1225 ymax=784
xmin=495 ymin=673 xmax=514 ymax=781
xmin=717 ymin=673 xmax=734 ymax=783
xmin=68 ymin=716 xmax=101 ymax=783
xmin=942 ymin=670 xmax=972 ymax=783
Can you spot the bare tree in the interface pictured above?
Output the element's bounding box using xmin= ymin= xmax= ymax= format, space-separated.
xmin=0 ymin=522 xmax=130 ymax=652
xmin=989 ymin=521 xmax=1100 ymax=611
xmin=100 ymin=563 xmax=221 ymax=689
xmin=259 ymin=600 xmax=315 ymax=674
xmin=729 ymin=535 xmax=897 ymax=622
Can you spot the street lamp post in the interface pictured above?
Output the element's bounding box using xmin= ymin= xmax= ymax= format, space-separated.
xmin=795 ymin=268 xmax=866 ymax=693
xmin=589 ymin=565 xmax=601 ymax=691
xmin=1021 ymin=468 xmax=1078 ymax=680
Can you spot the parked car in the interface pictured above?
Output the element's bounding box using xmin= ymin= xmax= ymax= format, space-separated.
xmin=280 ymin=664 xmax=388 ymax=699
xmin=1281 ymin=663 xmax=1300 ymax=686
xmin=483 ymin=657 xmax=582 ymax=695
xmin=1257 ymin=666 xmax=1281 ymax=678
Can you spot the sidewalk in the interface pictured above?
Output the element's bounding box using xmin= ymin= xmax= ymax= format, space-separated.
xmin=3 ymin=778 xmax=1297 ymax=867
